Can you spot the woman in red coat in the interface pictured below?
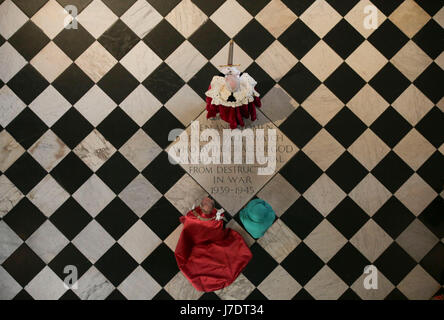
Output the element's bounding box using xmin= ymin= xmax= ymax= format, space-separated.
xmin=174 ymin=197 xmax=252 ymax=292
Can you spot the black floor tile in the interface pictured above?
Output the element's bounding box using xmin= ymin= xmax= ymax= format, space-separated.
xmin=98 ymin=20 xmax=140 ymax=60
xmin=417 ymin=151 xmax=444 ymax=193
xmin=97 ymin=64 xmax=139 ymax=104
xmin=142 ymin=197 xmax=182 ymax=240
xmin=324 ymin=19 xmax=364 ymax=59
xmin=279 ymin=151 xmax=323 ymax=193
xmin=324 ymin=63 xmax=366 ymax=103
xmin=53 ymin=24 xmax=95 ymax=60
xmin=414 ymin=63 xmax=444 ymax=104
xmin=96 ymin=152 xmax=138 ymax=194
xmin=51 ymin=107 xmax=94 ymax=150
xmin=279 ymin=62 xmax=321 ymax=104
xmin=281 ymin=243 xmax=324 ymax=286
xmin=279 ymin=107 xmax=322 ymax=148
xmin=95 ymin=197 xmax=138 ymax=240
xmin=281 ymin=0 xmax=315 ymax=16
xmin=188 ymin=62 xmax=221 ymax=100
xmin=95 ymin=243 xmax=138 ymax=287
xmin=53 ymin=64 xmax=94 ymax=104
xmin=3 ymin=198 xmax=46 ymax=241
xmin=50 ymin=197 xmax=92 ymax=240
xmin=144 ymin=19 xmax=185 ymax=60
xmin=368 ymin=20 xmax=409 ymax=59
xmin=96 ymin=107 xmax=139 ymax=149
xmin=370 ymin=0 xmax=404 ymax=16
xmin=50 ymin=152 xmax=93 ymax=194
xmin=4 ymin=153 xmax=47 ymax=195
xmin=192 ymin=0 xmax=225 ymax=16
xmin=48 ymin=243 xmax=92 ymax=280
xmin=6 ymin=108 xmax=48 ymax=149
xmin=141 ymin=243 xmax=179 ymax=286
xmin=233 ymin=19 xmax=274 ymax=60
xmin=369 ymin=63 xmax=410 ymax=104
xmin=146 ymin=0 xmax=180 ymax=16
xmin=371 ymin=152 xmax=414 ymax=193
xmin=56 ymin=0 xmax=93 ymax=14
xmin=189 ymin=20 xmax=230 ymax=60
xmin=7 ymin=64 xmax=49 ymax=105
xmin=327 ymin=197 xmax=370 ymax=239
xmin=326 ymin=152 xmax=368 ymax=193
xmin=373 ymin=197 xmax=416 ymax=239
xmin=420 ymin=242 xmax=444 ymax=284
xmin=242 ymin=243 xmax=278 ymax=286
xmin=12 ymin=0 xmax=49 ymax=17
xmin=2 ymin=244 xmax=46 ymax=287
xmin=278 ymin=19 xmax=320 ymax=60
xmin=412 ymin=20 xmax=444 ymax=59
xmin=141 ymin=108 xmax=185 ymax=149
xmin=374 ymin=242 xmax=416 ymax=285
xmin=280 ymin=197 xmax=324 ymax=240
xmin=142 ymin=63 xmax=185 ymax=104
xmin=244 ymin=62 xmax=276 ymax=97
xmin=418 ymin=197 xmax=444 ymax=239
xmin=370 ymin=107 xmax=412 ymax=148
xmin=100 ymin=0 xmax=137 ymax=16
xmin=325 ymin=107 xmax=367 ymax=148
xmin=328 ymin=242 xmax=370 ymax=285
xmin=8 ymin=21 xmax=49 ymax=60
xmin=326 ymin=0 xmax=360 ymax=16
xmin=237 ymin=0 xmax=271 ymax=16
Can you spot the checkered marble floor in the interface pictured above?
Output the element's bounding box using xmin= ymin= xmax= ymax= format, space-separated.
xmin=0 ymin=0 xmax=443 ymax=300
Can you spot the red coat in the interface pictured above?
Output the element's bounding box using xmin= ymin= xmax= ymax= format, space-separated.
xmin=174 ymin=206 xmax=252 ymax=292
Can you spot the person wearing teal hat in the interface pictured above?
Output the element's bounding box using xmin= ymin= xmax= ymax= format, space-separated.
xmin=239 ymin=198 xmax=276 ymax=239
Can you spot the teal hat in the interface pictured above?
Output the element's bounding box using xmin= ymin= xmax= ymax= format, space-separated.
xmin=239 ymin=199 xmax=275 ymax=239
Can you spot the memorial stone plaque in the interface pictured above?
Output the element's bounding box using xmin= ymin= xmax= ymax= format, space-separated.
xmin=167 ymin=111 xmax=298 ymax=214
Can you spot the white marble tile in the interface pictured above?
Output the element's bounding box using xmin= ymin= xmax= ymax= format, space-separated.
xmin=260 ymin=85 xmax=297 ymax=127
xmin=210 ymin=0 xmax=252 ymax=38
xmin=164 ymin=224 xmax=183 ymax=252
xmin=26 ymin=220 xmax=69 ymax=263
xmin=346 ymin=41 xmax=387 ymax=82
xmin=393 ymin=129 xmax=435 ymax=171
xmin=210 ymin=41 xmax=253 ymax=71
xmin=258 ymin=265 xmax=301 ymax=300
xmin=28 ymin=130 xmax=70 ymax=171
xmin=119 ymin=175 xmax=162 ymax=217
xmin=72 ymin=220 xmax=115 ymax=263
xmin=392 ymin=85 xmax=434 ymax=126
xmin=300 ymin=0 xmax=342 ymax=37
xmin=164 ymin=271 xmax=203 ymax=300
xmin=74 ymin=85 xmax=117 ymax=126
xmin=119 ymin=129 xmax=162 ymax=171
xmin=121 ymin=41 xmax=162 ymax=82
xmin=120 ymin=85 xmax=162 ymax=126
xmin=118 ymin=266 xmax=161 ymax=299
xmin=225 ymin=219 xmax=255 ymax=247
xmin=121 ymin=0 xmax=162 ymax=38
xmin=75 ymin=266 xmax=115 ymax=300
xmin=0 ymin=265 xmax=21 ymax=299
xmin=73 ymin=174 xmax=115 ymax=217
xmin=31 ymin=0 xmax=69 ymax=39
xmin=348 ymin=128 xmax=390 ymax=171
xmin=302 ymin=84 xmax=343 ymax=126
xmin=434 ymin=6 xmax=444 ymax=28
xmin=25 ymin=266 xmax=67 ymax=300
xmin=395 ymin=173 xmax=437 ymax=216
xmin=257 ymin=174 xmax=299 ymax=216
xmin=75 ymin=42 xmax=117 ymax=83
xmin=0 ymin=0 xmax=28 ymax=39
xmin=165 ymin=0 xmax=207 ymax=38
xmin=77 ymin=0 xmax=118 ymax=39
xmin=0 ymin=130 xmax=25 ymax=172
xmin=391 ymin=41 xmax=432 ymax=82
xmin=73 ymin=129 xmax=116 ymax=172
xmin=303 ymin=174 xmax=346 ymax=216
xmin=0 ymin=220 xmax=22 ymax=264
xmin=390 ymin=0 xmax=430 ymax=38
xmin=257 ymin=219 xmax=300 ymax=263
xmin=215 ymin=274 xmax=255 ymax=300
xmin=165 ymin=84 xmax=205 ymax=126
xmin=118 ymin=220 xmax=161 ymax=263
xmin=0 ymin=42 xmax=26 ymax=83
xmin=350 ymin=219 xmax=393 ymax=262
xmin=398 ymin=265 xmax=441 ymax=300
xmin=396 ymin=219 xmax=439 ymax=262
xmin=304 ymin=265 xmax=348 ymax=300
xmin=0 ymin=174 xmax=24 ymax=218
xmin=301 ymin=40 xmax=342 ymax=82
xmin=30 ymin=42 xmax=72 ymax=82
xmin=256 ymin=0 xmax=297 ymax=38
xmin=347 ymin=84 xmax=389 ymax=126
xmin=29 ymin=86 xmax=71 ymax=127
xmin=304 ymin=219 xmax=347 ymax=263
xmin=349 ymin=174 xmax=391 ymax=216
xmin=302 ymin=128 xmax=345 ymax=171
xmin=166 ymin=41 xmax=207 ymax=82
xmin=351 ymin=270 xmax=394 ymax=300
xmin=256 ymin=40 xmax=297 ymax=82
xmin=27 ymin=174 xmax=70 ymax=217
xmin=164 ymin=174 xmax=208 ymax=215
xmin=345 ymin=0 xmax=386 ymax=38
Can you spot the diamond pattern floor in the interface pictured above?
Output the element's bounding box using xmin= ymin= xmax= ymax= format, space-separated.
xmin=0 ymin=0 xmax=443 ymax=300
